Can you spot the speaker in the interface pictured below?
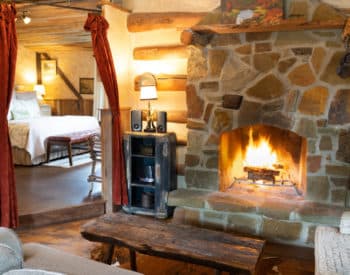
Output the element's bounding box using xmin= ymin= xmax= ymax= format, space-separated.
xmin=131 ymin=110 xmax=142 ymax=132
xmin=157 ymin=111 xmax=167 ymax=133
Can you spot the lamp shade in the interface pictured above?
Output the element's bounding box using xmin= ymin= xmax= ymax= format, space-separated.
xmin=139 ymin=72 xmax=157 ymax=100
xmin=140 ymin=85 xmax=157 ymax=100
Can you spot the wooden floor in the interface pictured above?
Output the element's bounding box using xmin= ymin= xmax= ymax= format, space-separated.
xmin=16 ymin=216 xmax=315 ymax=275
xmin=15 ymin=154 xmax=105 ymax=228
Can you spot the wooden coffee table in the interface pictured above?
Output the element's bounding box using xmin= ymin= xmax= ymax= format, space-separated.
xmin=81 ymin=212 xmax=267 ymax=274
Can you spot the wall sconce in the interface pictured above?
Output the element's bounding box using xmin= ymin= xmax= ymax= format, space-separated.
xmin=33 ymin=84 xmax=46 ymax=101
xmin=139 ymin=72 xmax=158 ymax=132
xmin=20 ymin=11 xmax=31 ymax=24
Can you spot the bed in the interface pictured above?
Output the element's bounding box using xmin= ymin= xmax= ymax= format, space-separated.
xmin=8 ymin=91 xmax=100 ymax=166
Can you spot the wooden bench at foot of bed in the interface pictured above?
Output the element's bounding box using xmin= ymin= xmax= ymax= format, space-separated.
xmin=46 ymin=130 xmax=99 ymax=166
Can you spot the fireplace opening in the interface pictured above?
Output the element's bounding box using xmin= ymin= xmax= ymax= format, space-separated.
xmin=219 ymin=125 xmax=307 ymax=197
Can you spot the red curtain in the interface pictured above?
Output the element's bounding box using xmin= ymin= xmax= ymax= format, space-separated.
xmin=0 ymin=3 xmax=18 ymax=227
xmin=84 ymin=14 xmax=128 ymax=205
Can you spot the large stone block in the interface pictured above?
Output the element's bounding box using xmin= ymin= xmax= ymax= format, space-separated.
xmin=209 ymin=49 xmax=228 ymax=77
xmin=298 ymin=86 xmax=329 ymax=115
xmin=306 ymin=176 xmax=330 ymax=202
xmin=254 ymin=53 xmax=280 ymax=72
xmin=210 ymin=33 xmax=241 ymax=47
xmin=235 ymin=44 xmax=252 ymax=55
xmin=186 ymin=84 xmax=204 ymax=119
xmin=278 ymin=57 xmax=297 ymax=73
xmin=307 ymin=155 xmax=322 ymax=173
xmin=296 ymin=118 xmax=317 ymax=138
xmin=187 ymin=46 xmax=208 ymax=81
xmin=185 ymin=154 xmax=200 ymax=167
xmin=285 ymin=89 xmax=300 ymax=113
xmin=187 ymin=131 xmax=205 ymax=153
xmin=328 ymin=89 xmax=350 ymax=125
xmin=288 ymin=64 xmax=316 ymax=87
xmin=238 ymin=100 xmax=263 ymax=127
xmin=187 ymin=120 xmax=207 ymax=130
xmin=222 ymin=95 xmax=243 ymax=110
xmin=321 ymin=52 xmax=350 ymax=85
xmin=227 ymin=214 xmax=261 ymax=235
xmin=261 ymin=112 xmax=293 ymax=130
xmin=168 ymin=188 xmax=210 ymax=208
xmin=296 ymin=202 xmax=343 ymax=226
xmin=246 ymin=32 xmax=271 ymax=42
xmin=255 ymin=42 xmax=272 ymax=53
xmin=206 ymin=192 xmax=257 ymax=213
xmin=202 ymin=210 xmax=225 ymax=231
xmin=261 ymin=218 xmax=302 ymax=241
xmin=331 ymin=189 xmax=347 ymax=205
xmin=319 ymin=136 xmax=332 ymax=151
xmin=203 ymin=103 xmax=214 ymax=123
xmin=185 ymin=169 xmax=219 ymax=190
xmin=246 ymin=74 xmax=285 ymax=100
xmin=262 ymin=99 xmax=284 ymax=112
xmin=337 ymin=129 xmax=350 ymax=163
xmin=211 ymin=108 xmax=233 ymax=134
xmin=326 ymin=165 xmax=350 ymax=177
xmin=275 ymin=31 xmax=317 ymax=47
xmin=206 ymin=156 xmax=218 ymax=169
xmin=311 ymin=47 xmax=326 ymax=74
xmin=199 ymin=81 xmax=219 ymax=92
xmin=221 ymin=55 xmax=258 ymax=92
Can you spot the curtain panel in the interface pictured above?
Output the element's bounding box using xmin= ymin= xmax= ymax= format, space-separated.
xmin=0 ymin=3 xmax=18 ymax=227
xmin=84 ymin=14 xmax=128 ymax=205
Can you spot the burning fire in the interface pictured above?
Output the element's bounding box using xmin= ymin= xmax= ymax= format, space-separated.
xmin=243 ymin=129 xmax=277 ymax=169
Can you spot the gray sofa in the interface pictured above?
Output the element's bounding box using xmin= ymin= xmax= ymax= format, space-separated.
xmin=0 ymin=227 xmax=141 ymax=275
xmin=23 ymin=243 xmax=140 ymax=275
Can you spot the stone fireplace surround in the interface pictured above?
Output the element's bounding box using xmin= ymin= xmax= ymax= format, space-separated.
xmin=169 ymin=11 xmax=350 ymax=246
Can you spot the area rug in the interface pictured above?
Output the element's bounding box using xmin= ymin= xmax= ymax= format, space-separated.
xmin=43 ymin=153 xmax=92 ymax=168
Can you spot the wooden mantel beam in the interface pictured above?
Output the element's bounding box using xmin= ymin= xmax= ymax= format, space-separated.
xmin=127 ymin=12 xmax=207 ymax=32
xmin=190 ymin=18 xmax=346 ymax=35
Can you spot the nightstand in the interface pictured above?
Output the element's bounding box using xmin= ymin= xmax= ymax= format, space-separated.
xmin=40 ymin=104 xmax=52 ymax=116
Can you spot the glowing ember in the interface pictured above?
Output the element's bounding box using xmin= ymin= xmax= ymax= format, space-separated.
xmin=243 ymin=129 xmax=277 ymax=169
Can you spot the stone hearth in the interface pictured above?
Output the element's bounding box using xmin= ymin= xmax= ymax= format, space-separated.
xmin=169 ymin=1 xmax=350 ymax=246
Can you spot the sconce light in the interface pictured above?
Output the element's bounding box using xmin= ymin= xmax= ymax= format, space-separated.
xmin=20 ymin=11 xmax=31 ymax=24
xmin=33 ymin=84 xmax=46 ymax=101
xmin=139 ymin=72 xmax=158 ymax=132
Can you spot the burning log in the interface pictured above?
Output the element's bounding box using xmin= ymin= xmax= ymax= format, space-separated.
xmin=243 ymin=166 xmax=280 ymax=184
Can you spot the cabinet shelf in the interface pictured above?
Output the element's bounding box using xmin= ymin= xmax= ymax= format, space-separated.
xmin=131 ymin=182 xmax=156 ymax=189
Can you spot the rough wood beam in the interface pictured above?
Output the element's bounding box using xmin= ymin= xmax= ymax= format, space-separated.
xmin=127 ymin=12 xmax=207 ymax=32
xmin=134 ymin=74 xmax=187 ymax=91
xmin=342 ymin=18 xmax=350 ymax=40
xmin=191 ymin=18 xmax=346 ymax=34
xmin=180 ymin=29 xmax=213 ymax=46
xmin=133 ymin=45 xmax=189 ymax=60
xmin=41 ymin=53 xmax=83 ymax=111
xmin=36 ymin=53 xmax=42 ymax=84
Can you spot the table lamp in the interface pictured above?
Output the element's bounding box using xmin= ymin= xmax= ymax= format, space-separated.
xmin=139 ymin=72 xmax=158 ymax=132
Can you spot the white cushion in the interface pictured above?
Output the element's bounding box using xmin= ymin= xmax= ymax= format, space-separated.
xmin=15 ymin=91 xmax=37 ymax=100
xmin=0 ymin=244 xmax=22 ymax=274
xmin=0 ymin=227 xmax=23 ymax=259
xmin=11 ymin=98 xmax=41 ymax=119
xmin=4 ymin=269 xmax=65 ymax=275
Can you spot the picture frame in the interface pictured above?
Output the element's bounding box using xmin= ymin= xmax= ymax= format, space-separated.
xmin=41 ymin=60 xmax=56 ymax=77
xmin=221 ymin=0 xmax=283 ymax=24
xmin=79 ymin=78 xmax=94 ymax=94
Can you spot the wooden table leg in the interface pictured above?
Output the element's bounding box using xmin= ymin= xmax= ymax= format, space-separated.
xmin=129 ymin=249 xmax=137 ymax=271
xmin=106 ymin=244 xmax=115 ymax=265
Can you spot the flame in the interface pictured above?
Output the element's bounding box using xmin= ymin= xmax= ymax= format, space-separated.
xmin=243 ymin=129 xmax=277 ymax=169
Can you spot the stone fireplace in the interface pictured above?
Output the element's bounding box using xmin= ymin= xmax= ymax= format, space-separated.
xmin=169 ymin=5 xmax=350 ymax=246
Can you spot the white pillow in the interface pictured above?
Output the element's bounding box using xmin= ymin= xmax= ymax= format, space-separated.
xmin=7 ymin=93 xmax=16 ymax=120
xmin=15 ymin=91 xmax=37 ymax=100
xmin=0 ymin=227 xmax=23 ymax=259
xmin=4 ymin=269 xmax=65 ymax=275
xmin=11 ymin=98 xmax=41 ymax=119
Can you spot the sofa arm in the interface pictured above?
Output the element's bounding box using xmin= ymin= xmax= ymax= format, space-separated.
xmin=23 ymin=243 xmax=141 ymax=275
xmin=315 ymin=226 xmax=350 ymax=275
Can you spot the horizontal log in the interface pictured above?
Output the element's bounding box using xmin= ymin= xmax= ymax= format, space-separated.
xmin=180 ymin=29 xmax=213 ymax=46
xmin=133 ymin=45 xmax=189 ymax=60
xmin=134 ymin=74 xmax=187 ymax=91
xmin=191 ymin=18 xmax=346 ymax=34
xmin=127 ymin=12 xmax=207 ymax=32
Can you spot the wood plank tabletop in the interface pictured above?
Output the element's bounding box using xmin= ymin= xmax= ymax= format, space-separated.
xmin=81 ymin=212 xmax=266 ymax=274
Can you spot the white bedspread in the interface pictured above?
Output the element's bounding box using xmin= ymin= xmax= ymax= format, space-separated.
xmin=9 ymin=116 xmax=100 ymax=161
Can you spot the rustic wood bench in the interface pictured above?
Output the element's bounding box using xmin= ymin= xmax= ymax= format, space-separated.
xmin=81 ymin=212 xmax=267 ymax=275
xmin=46 ymin=130 xmax=98 ymax=166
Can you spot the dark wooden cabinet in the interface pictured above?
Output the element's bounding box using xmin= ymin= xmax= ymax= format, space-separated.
xmin=122 ymin=132 xmax=177 ymax=218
